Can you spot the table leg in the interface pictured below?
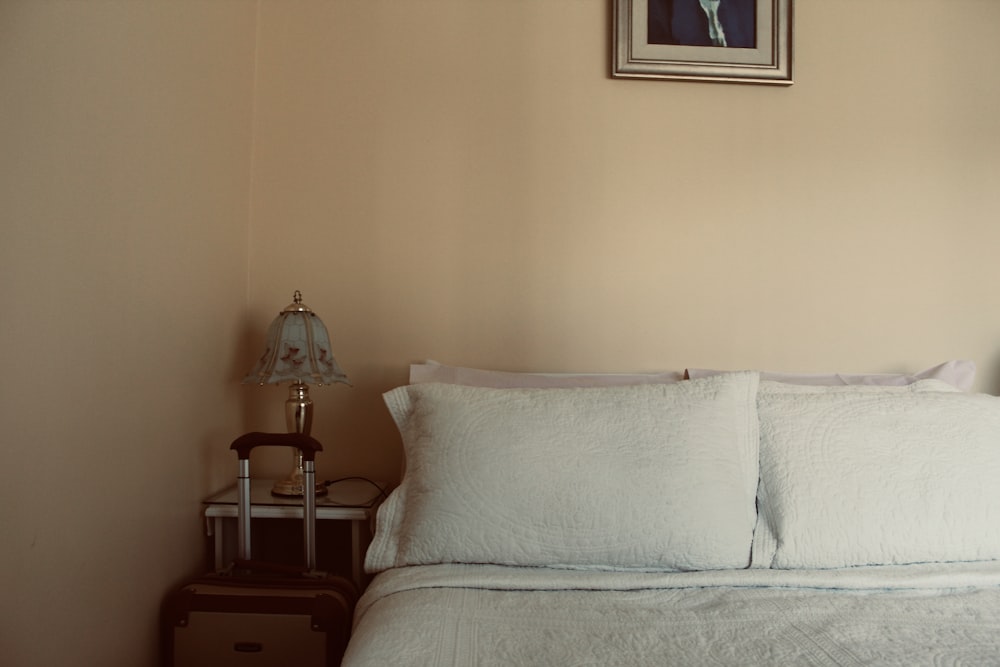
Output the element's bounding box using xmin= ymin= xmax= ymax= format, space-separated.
xmin=213 ymin=517 xmax=224 ymax=571
xmin=351 ymin=519 xmax=363 ymax=588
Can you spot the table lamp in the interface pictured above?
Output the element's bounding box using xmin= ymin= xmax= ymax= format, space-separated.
xmin=242 ymin=291 xmax=350 ymax=496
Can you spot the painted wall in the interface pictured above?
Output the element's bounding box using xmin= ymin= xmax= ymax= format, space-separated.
xmin=0 ymin=1 xmax=256 ymax=665
xmin=247 ymin=0 xmax=1000 ymax=486
xmin=3 ymin=1 xmax=1000 ymax=665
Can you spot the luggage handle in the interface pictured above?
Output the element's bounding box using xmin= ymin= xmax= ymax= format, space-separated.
xmin=228 ymin=432 xmax=324 ymax=572
xmin=230 ymin=432 xmax=322 ymax=461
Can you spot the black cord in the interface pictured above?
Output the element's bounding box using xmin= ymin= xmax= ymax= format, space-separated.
xmin=321 ymin=476 xmax=390 ymax=505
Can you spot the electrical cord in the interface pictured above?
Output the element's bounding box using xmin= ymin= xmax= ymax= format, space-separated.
xmin=320 ymin=476 xmax=389 ymax=505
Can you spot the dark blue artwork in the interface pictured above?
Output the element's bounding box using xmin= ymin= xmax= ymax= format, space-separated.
xmin=648 ymin=0 xmax=756 ymax=48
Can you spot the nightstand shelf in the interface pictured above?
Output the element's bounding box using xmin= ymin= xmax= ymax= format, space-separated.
xmin=203 ymin=477 xmax=384 ymax=588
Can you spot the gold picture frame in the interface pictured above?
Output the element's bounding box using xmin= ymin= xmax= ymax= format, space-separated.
xmin=613 ymin=0 xmax=793 ymax=85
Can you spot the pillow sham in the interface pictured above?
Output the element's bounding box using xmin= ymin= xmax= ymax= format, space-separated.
xmin=687 ymin=360 xmax=975 ymax=391
xmin=366 ymin=372 xmax=760 ymax=572
xmin=409 ymin=360 xmax=684 ymax=388
xmin=751 ymin=379 xmax=1000 ymax=569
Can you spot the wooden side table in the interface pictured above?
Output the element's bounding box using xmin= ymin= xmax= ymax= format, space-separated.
xmin=203 ymin=478 xmax=384 ymax=588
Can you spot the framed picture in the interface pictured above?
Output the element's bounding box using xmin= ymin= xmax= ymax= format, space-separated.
xmin=613 ymin=0 xmax=793 ymax=85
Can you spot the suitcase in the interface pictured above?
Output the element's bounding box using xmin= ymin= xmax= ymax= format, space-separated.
xmin=162 ymin=432 xmax=358 ymax=666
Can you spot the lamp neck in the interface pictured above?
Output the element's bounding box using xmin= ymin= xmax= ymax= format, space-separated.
xmin=285 ymin=381 xmax=313 ymax=435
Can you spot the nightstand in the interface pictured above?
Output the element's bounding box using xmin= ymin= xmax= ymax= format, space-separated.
xmin=203 ymin=478 xmax=384 ymax=589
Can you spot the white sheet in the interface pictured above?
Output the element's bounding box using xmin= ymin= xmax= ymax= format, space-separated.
xmin=344 ymin=562 xmax=1000 ymax=666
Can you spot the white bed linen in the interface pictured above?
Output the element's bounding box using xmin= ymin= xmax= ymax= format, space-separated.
xmin=371 ymin=375 xmax=759 ymax=571
xmin=753 ymin=380 xmax=1000 ymax=569
xmin=344 ymin=562 xmax=1000 ymax=666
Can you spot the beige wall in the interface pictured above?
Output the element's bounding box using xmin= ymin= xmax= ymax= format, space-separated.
xmin=0 ymin=1 xmax=257 ymax=665
xmin=248 ymin=0 xmax=1000 ymax=485
xmin=3 ymin=0 xmax=1000 ymax=665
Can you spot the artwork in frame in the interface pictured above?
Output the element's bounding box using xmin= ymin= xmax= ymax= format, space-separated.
xmin=613 ymin=0 xmax=793 ymax=85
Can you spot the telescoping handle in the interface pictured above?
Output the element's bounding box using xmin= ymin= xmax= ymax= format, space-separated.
xmin=229 ymin=432 xmax=324 ymax=571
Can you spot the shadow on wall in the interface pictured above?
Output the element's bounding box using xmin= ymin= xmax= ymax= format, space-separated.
xmin=988 ymin=352 xmax=1000 ymax=396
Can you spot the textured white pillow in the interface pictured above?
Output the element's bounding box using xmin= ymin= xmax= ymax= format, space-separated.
xmin=752 ymin=379 xmax=1000 ymax=569
xmin=410 ymin=360 xmax=684 ymax=388
xmin=367 ymin=372 xmax=760 ymax=572
xmin=688 ymin=360 xmax=975 ymax=391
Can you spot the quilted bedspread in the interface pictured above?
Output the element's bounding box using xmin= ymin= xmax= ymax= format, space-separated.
xmin=343 ymin=562 xmax=1000 ymax=666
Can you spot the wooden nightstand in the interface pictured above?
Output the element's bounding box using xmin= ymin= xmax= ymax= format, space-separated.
xmin=203 ymin=478 xmax=384 ymax=589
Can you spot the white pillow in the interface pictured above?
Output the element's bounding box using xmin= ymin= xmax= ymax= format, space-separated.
xmin=752 ymin=379 xmax=1000 ymax=569
xmin=367 ymin=372 xmax=760 ymax=572
xmin=687 ymin=360 xmax=975 ymax=391
xmin=410 ymin=360 xmax=684 ymax=388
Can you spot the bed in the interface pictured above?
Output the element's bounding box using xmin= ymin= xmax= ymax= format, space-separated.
xmin=342 ymin=360 xmax=1000 ymax=666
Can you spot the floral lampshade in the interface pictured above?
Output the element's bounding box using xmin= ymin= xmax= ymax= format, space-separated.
xmin=242 ymin=291 xmax=349 ymax=387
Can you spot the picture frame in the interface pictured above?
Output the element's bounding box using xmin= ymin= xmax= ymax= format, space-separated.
xmin=613 ymin=0 xmax=793 ymax=85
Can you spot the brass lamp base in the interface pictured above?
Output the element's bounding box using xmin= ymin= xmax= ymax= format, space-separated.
xmin=270 ymin=475 xmax=328 ymax=498
xmin=270 ymin=381 xmax=328 ymax=497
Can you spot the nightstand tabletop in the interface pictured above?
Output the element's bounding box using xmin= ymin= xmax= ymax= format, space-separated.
xmin=203 ymin=478 xmax=384 ymax=520
xmin=203 ymin=478 xmax=386 ymax=587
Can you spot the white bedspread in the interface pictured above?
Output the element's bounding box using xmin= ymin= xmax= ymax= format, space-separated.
xmin=343 ymin=562 xmax=1000 ymax=666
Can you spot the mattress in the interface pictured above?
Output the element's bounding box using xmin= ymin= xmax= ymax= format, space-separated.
xmin=343 ymin=562 xmax=1000 ymax=666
